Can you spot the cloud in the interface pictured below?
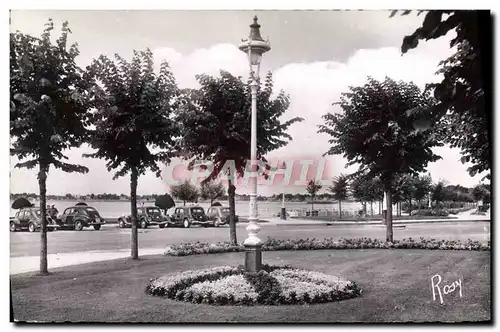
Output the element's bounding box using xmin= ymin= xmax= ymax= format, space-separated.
xmin=153 ymin=43 xmax=249 ymax=88
xmin=10 ymin=37 xmax=486 ymax=195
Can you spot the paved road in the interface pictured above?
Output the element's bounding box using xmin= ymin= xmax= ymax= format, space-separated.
xmin=10 ymin=221 xmax=490 ymax=258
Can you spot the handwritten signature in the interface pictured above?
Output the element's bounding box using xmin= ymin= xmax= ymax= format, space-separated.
xmin=431 ymin=274 xmax=463 ymax=305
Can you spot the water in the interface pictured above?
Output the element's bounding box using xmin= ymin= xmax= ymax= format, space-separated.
xmin=10 ymin=200 xmax=366 ymax=219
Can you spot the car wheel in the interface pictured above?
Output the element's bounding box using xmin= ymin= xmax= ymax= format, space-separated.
xmin=28 ymin=223 xmax=36 ymax=233
xmin=93 ymin=224 xmax=101 ymax=231
xmin=183 ymin=219 xmax=190 ymax=228
xmin=141 ymin=220 xmax=148 ymax=229
xmin=214 ymin=218 xmax=221 ymax=227
xmin=75 ymin=220 xmax=84 ymax=231
xmin=10 ymin=222 xmax=16 ymax=232
xmin=118 ymin=219 xmax=124 ymax=228
xmin=159 ymin=224 xmax=165 ymax=229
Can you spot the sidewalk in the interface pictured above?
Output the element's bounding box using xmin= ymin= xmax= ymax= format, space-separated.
xmin=10 ymin=247 xmax=167 ymax=275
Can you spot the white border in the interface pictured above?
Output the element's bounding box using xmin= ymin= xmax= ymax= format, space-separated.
xmin=3 ymin=1 xmax=498 ymax=331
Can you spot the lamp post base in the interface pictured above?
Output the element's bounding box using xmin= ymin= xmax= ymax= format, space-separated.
xmin=244 ymin=244 xmax=262 ymax=272
xmin=280 ymin=207 xmax=286 ymax=220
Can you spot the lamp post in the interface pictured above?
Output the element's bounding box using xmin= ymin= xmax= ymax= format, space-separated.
xmin=238 ymin=16 xmax=271 ymax=272
xmin=280 ymin=161 xmax=287 ymax=220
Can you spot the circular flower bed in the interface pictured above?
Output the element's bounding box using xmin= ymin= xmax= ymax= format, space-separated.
xmin=146 ymin=264 xmax=361 ymax=305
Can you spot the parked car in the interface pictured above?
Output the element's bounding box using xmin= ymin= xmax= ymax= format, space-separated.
xmin=117 ymin=206 xmax=169 ymax=229
xmin=170 ymin=206 xmax=211 ymax=228
xmin=206 ymin=206 xmax=239 ymax=227
xmin=55 ymin=204 xmax=105 ymax=230
xmin=10 ymin=207 xmax=60 ymax=232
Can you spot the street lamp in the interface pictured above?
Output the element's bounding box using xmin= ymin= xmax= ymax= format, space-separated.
xmin=239 ymin=16 xmax=271 ymax=272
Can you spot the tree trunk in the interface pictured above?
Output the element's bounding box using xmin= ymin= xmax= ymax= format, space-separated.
xmin=408 ymin=199 xmax=412 ymax=216
xmin=386 ymin=188 xmax=393 ymax=242
xmin=338 ymin=200 xmax=342 ymax=219
xmin=227 ymin=180 xmax=237 ymax=245
xmin=370 ymin=201 xmax=373 ymax=217
xmin=130 ymin=168 xmax=139 ymax=259
xmin=311 ymin=196 xmax=314 ymax=217
xmin=38 ymin=163 xmax=49 ymax=275
xmin=183 ymin=200 xmax=186 ymax=206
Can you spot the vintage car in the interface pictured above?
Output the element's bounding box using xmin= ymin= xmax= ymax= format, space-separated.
xmin=170 ymin=206 xmax=211 ymax=228
xmin=10 ymin=207 xmax=60 ymax=232
xmin=55 ymin=204 xmax=105 ymax=230
xmin=117 ymin=206 xmax=169 ymax=229
xmin=206 ymin=206 xmax=239 ymax=227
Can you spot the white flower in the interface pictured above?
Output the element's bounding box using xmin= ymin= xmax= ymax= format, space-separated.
xmin=149 ymin=266 xmax=236 ymax=291
xmin=186 ymin=274 xmax=258 ymax=303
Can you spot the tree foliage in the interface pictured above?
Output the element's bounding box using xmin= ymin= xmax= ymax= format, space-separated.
xmin=155 ymin=193 xmax=176 ymax=213
xmin=84 ymin=49 xmax=180 ymax=179
xmin=350 ymin=173 xmax=384 ymax=204
xmin=200 ymin=181 xmax=225 ymax=205
xmin=471 ymin=184 xmax=490 ymax=203
xmin=177 ymin=70 xmax=303 ymax=244
xmin=431 ymin=180 xmax=447 ymax=206
xmin=319 ymin=77 xmax=443 ymax=241
xmin=396 ymin=10 xmax=491 ymax=179
xmin=84 ymin=49 xmax=180 ymax=259
xmin=171 ymin=180 xmax=199 ymax=205
xmin=306 ymin=180 xmax=322 ymax=215
xmin=330 ymin=174 xmax=349 ymax=201
xmin=306 ymin=180 xmax=322 ymax=198
xmin=329 ymin=174 xmax=349 ymax=218
xmin=413 ymin=174 xmax=433 ymax=206
xmin=10 ymin=20 xmax=91 ymax=274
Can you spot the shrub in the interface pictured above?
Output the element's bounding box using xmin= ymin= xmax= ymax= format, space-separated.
xmin=412 ymin=209 xmax=450 ymax=217
xmin=164 ymin=237 xmax=490 ymax=257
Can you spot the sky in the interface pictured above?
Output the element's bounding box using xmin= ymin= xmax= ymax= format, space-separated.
xmin=9 ymin=10 xmax=489 ymax=195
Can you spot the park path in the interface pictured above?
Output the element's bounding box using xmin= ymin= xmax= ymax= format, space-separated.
xmin=10 ymin=247 xmax=167 ymax=275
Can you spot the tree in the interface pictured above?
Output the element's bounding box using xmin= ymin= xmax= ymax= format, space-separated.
xmin=155 ymin=193 xmax=175 ymax=215
xmin=85 ymin=49 xmax=180 ymax=260
xmin=10 ymin=20 xmax=91 ymax=274
xmin=391 ymin=175 xmax=407 ymax=217
xmin=171 ymin=180 xmax=199 ymax=206
xmin=395 ymin=10 xmax=491 ymax=180
xmin=200 ymin=181 xmax=225 ymax=206
xmin=413 ymin=174 xmax=433 ymax=209
xmin=398 ymin=175 xmax=417 ymax=216
xmin=318 ymin=77 xmax=442 ymax=242
xmin=306 ymin=180 xmax=322 ymax=215
xmin=177 ymin=71 xmax=303 ymax=244
xmin=432 ymin=180 xmax=447 ymax=207
xmin=329 ymin=174 xmax=349 ymax=219
xmin=471 ymin=184 xmax=489 ymax=205
xmin=350 ymin=173 xmax=384 ymax=217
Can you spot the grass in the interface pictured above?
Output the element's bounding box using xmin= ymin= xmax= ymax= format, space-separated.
xmin=11 ymin=250 xmax=490 ymax=323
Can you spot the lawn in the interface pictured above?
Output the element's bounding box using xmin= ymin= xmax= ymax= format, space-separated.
xmin=11 ymin=249 xmax=490 ymax=323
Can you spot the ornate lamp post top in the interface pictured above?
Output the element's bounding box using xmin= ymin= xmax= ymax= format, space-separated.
xmin=238 ymin=16 xmax=271 ymax=78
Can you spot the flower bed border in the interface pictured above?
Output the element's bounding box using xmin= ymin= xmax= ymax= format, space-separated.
xmin=164 ymin=237 xmax=490 ymax=257
xmin=146 ymin=264 xmax=361 ymax=306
